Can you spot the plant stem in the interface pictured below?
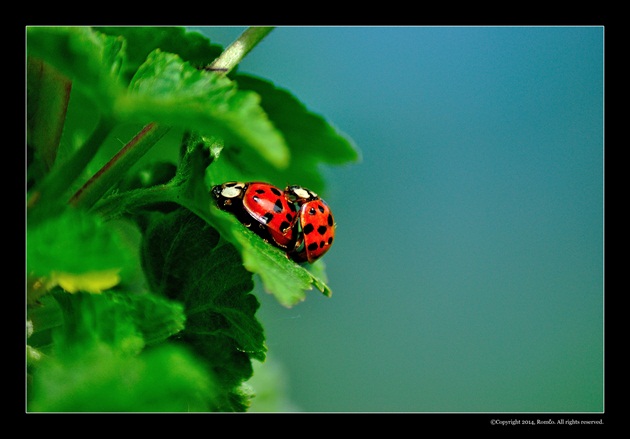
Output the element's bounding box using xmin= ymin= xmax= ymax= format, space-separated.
xmin=27 ymin=116 xmax=114 ymax=214
xmin=70 ymin=123 xmax=170 ymax=209
xmin=92 ymin=183 xmax=179 ymax=220
xmin=27 ymin=57 xmax=72 ymax=171
xmin=207 ymin=26 xmax=275 ymax=74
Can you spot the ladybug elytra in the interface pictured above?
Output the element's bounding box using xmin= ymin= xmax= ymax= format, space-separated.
xmin=211 ymin=181 xmax=297 ymax=250
xmin=285 ymin=185 xmax=335 ymax=263
xmin=211 ymin=181 xmax=336 ymax=263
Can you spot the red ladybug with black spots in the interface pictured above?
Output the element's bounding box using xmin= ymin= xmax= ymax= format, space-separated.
xmin=211 ymin=181 xmax=298 ymax=250
xmin=211 ymin=181 xmax=335 ymax=263
xmin=284 ymin=185 xmax=336 ymax=263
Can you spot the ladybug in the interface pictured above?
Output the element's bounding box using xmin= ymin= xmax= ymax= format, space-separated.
xmin=284 ymin=185 xmax=336 ymax=263
xmin=212 ymin=181 xmax=298 ymax=250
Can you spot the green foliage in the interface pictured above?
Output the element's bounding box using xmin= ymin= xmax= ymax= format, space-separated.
xmin=142 ymin=208 xmax=265 ymax=411
xmin=27 ymin=208 xmax=133 ymax=277
xmin=94 ymin=26 xmax=225 ymax=83
xmin=224 ymin=74 xmax=360 ymax=191
xmin=26 ymin=26 xmax=359 ymax=412
xmin=28 ymin=291 xmax=207 ymax=412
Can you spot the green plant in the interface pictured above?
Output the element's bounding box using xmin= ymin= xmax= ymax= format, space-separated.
xmin=26 ymin=26 xmax=359 ymax=412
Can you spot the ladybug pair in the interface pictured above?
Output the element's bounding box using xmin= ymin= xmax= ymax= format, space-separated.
xmin=212 ymin=182 xmax=335 ymax=263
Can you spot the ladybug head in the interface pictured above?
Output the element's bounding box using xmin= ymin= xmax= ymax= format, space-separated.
xmin=212 ymin=181 xmax=246 ymax=208
xmin=285 ymin=185 xmax=318 ymax=203
xmin=212 ymin=182 xmax=244 ymax=198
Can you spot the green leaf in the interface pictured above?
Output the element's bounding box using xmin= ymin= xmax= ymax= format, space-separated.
xmin=51 ymin=291 xmax=144 ymax=358
xmin=51 ymin=291 xmax=185 ymax=354
xmin=27 ymin=27 xmax=289 ymax=170
xmin=209 ymin=74 xmax=361 ymax=193
xmin=115 ymin=292 xmax=187 ymax=346
xmin=141 ymin=207 xmax=265 ymax=411
xmin=29 ymin=343 xmax=217 ymax=412
xmin=28 ymin=291 xmax=204 ymax=412
xmin=26 ymin=26 xmax=126 ymax=114
xmin=27 ymin=209 xmax=135 ymax=292
xmin=119 ymin=49 xmax=289 ymax=169
xmin=95 ymin=26 xmax=224 ymax=83
xmin=175 ymin=136 xmax=333 ymax=307
xmin=208 ymin=205 xmax=332 ymax=308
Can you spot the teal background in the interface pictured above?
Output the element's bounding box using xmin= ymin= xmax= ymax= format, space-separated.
xmin=193 ymin=26 xmax=604 ymax=412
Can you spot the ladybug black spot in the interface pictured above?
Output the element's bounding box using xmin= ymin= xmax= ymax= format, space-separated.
xmin=280 ymin=221 xmax=291 ymax=232
xmin=328 ymin=237 xmax=333 ymax=245
xmin=261 ymin=212 xmax=274 ymax=224
xmin=309 ymin=207 xmax=317 ymax=215
xmin=327 ymin=214 xmax=334 ymax=227
xmin=303 ymin=223 xmax=314 ymax=235
xmin=270 ymin=187 xmax=282 ymax=196
xmin=307 ymin=242 xmax=319 ymax=251
xmin=255 ymin=189 xmax=265 ymax=194
xmin=273 ymin=199 xmax=283 ymax=213
xmin=286 ymin=213 xmax=294 ymax=222
xmin=318 ymin=203 xmax=325 ymax=214
xmin=317 ymin=225 xmax=327 ymax=235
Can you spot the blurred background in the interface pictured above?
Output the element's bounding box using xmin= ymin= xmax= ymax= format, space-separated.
xmin=191 ymin=26 xmax=604 ymax=412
